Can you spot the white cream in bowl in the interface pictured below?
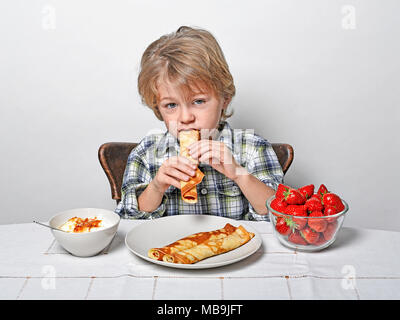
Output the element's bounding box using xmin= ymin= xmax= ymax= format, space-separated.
xmin=58 ymin=216 xmax=108 ymax=233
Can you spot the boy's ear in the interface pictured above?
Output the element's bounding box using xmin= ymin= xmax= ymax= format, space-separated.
xmin=222 ymin=95 xmax=232 ymax=109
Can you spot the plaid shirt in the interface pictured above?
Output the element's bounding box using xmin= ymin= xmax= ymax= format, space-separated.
xmin=115 ymin=121 xmax=284 ymax=221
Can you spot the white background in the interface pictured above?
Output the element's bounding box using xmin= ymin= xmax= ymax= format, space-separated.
xmin=1 ymin=0 xmax=399 ymax=231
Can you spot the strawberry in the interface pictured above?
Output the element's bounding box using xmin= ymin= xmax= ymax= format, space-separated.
xmin=285 ymin=205 xmax=307 ymax=230
xmin=322 ymin=193 xmax=345 ymax=213
xmin=311 ymin=193 xmax=321 ymax=199
xmin=298 ymin=184 xmax=314 ymax=200
xmin=314 ymin=233 xmax=327 ymax=246
xmin=324 ymin=205 xmax=338 ymax=223
xmin=317 ymin=184 xmax=329 ymax=198
xmin=284 ymin=205 xmax=303 ymax=215
xmin=288 ymin=230 xmax=308 ymax=245
xmin=300 ymin=227 xmax=320 ymax=244
xmin=310 ymin=193 xmax=322 ymax=202
xmin=304 ymin=197 xmax=323 ymax=213
xmin=270 ymin=197 xmax=288 ymax=217
xmin=292 ymin=210 xmax=308 ymax=230
xmin=276 ymin=184 xmax=290 ymax=200
xmin=307 ymin=211 xmax=328 ymax=232
xmin=283 ymin=188 xmax=306 ymax=205
xmin=275 ymin=217 xmax=296 ymax=236
xmin=323 ymin=221 xmax=338 ymax=241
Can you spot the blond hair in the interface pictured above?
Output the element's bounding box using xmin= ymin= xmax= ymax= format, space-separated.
xmin=137 ymin=26 xmax=235 ymax=121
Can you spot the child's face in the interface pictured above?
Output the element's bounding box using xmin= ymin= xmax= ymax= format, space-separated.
xmin=156 ymin=80 xmax=230 ymax=138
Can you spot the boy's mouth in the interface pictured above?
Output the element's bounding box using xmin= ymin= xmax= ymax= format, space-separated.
xmin=178 ymin=128 xmax=198 ymax=132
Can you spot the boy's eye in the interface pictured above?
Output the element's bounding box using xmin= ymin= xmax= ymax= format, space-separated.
xmin=165 ymin=103 xmax=177 ymax=109
xmin=193 ymin=99 xmax=205 ymax=105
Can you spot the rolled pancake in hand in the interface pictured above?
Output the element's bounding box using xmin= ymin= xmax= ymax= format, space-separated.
xmin=148 ymin=223 xmax=237 ymax=261
xmin=179 ymin=130 xmax=204 ymax=203
xmin=163 ymin=225 xmax=255 ymax=264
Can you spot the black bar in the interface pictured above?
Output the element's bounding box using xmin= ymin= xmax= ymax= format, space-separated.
xmin=1 ymin=300 xmax=399 ymax=318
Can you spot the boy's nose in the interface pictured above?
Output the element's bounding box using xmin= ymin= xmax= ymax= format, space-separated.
xmin=179 ymin=105 xmax=195 ymax=124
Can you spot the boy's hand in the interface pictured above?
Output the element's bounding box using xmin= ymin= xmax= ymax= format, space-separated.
xmin=188 ymin=140 xmax=242 ymax=181
xmin=152 ymin=156 xmax=198 ymax=193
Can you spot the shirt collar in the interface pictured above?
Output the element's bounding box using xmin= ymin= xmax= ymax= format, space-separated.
xmin=155 ymin=121 xmax=233 ymax=156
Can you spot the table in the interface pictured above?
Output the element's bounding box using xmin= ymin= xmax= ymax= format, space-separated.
xmin=1 ymin=219 xmax=399 ymax=300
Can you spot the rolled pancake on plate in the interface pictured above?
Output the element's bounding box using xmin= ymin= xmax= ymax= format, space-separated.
xmin=163 ymin=225 xmax=255 ymax=264
xmin=148 ymin=223 xmax=237 ymax=261
xmin=179 ymin=130 xmax=204 ymax=203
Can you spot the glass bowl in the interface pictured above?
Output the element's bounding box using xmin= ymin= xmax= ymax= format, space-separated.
xmin=266 ymin=195 xmax=349 ymax=252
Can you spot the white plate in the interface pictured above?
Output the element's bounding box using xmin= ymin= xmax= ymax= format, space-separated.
xmin=125 ymin=214 xmax=262 ymax=269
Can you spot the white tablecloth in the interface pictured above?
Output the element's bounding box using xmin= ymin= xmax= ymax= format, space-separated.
xmin=1 ymin=219 xmax=399 ymax=300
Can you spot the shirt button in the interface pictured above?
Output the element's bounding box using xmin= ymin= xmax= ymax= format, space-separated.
xmin=232 ymin=186 xmax=239 ymax=192
xmin=201 ymin=188 xmax=208 ymax=195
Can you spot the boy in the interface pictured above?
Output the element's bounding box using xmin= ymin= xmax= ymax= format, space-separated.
xmin=115 ymin=26 xmax=283 ymax=221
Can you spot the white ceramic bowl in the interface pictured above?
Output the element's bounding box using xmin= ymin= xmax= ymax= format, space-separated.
xmin=48 ymin=208 xmax=120 ymax=257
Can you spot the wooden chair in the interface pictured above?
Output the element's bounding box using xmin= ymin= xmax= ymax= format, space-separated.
xmin=98 ymin=142 xmax=294 ymax=204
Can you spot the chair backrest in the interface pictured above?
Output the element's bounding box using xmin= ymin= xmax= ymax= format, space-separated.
xmin=98 ymin=142 xmax=294 ymax=203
